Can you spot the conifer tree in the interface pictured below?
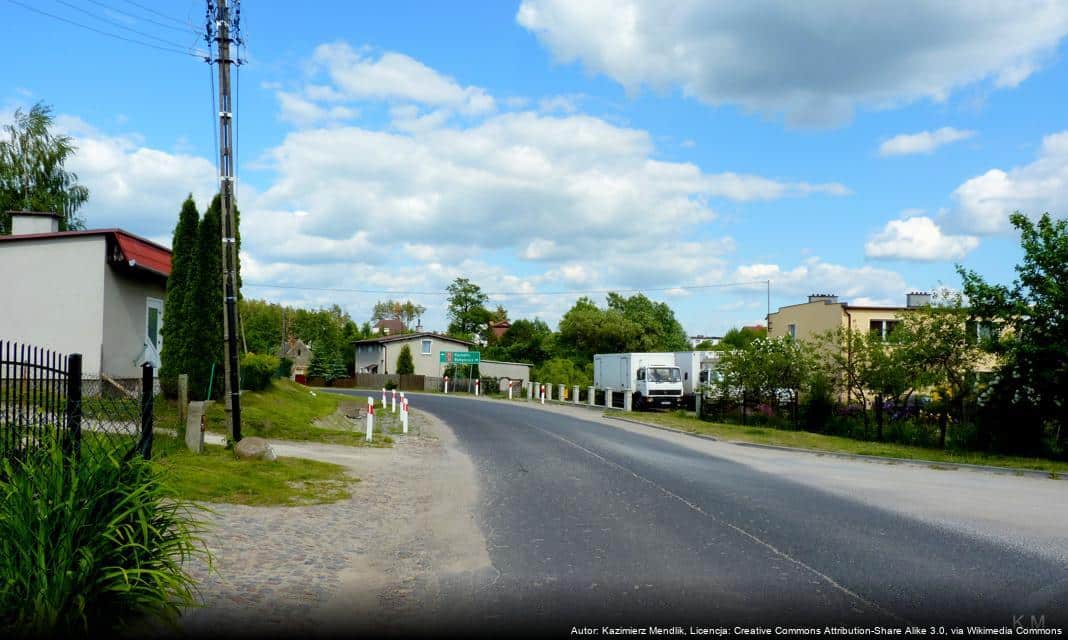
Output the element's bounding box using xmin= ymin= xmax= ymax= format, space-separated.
xmin=159 ymin=196 xmax=199 ymax=396
xmin=187 ymin=196 xmax=223 ymax=399
xmin=396 ymin=344 xmax=415 ymax=375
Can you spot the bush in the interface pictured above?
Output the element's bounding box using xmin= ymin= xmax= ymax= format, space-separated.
xmin=277 ymin=356 xmax=294 ymax=379
xmin=396 ymin=345 xmax=414 ymax=375
xmin=802 ymin=373 xmax=834 ymax=433
xmin=0 ymin=444 xmax=206 ymax=635
xmin=240 ymin=353 xmax=280 ymax=391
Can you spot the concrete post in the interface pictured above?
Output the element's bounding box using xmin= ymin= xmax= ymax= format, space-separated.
xmin=185 ymin=400 xmax=207 ymax=453
xmin=545 ymin=383 xmax=552 ymax=402
xmin=558 ymin=384 xmax=565 ymax=402
xmin=604 ymin=389 xmax=613 ymax=408
xmin=572 ymin=385 xmax=580 ymax=404
xmin=177 ymin=374 xmax=189 ymax=423
xmin=527 ymin=381 xmax=533 ymax=401
xmin=588 ymin=386 xmax=596 ymax=406
xmin=695 ymin=391 xmax=702 ymax=418
xmin=623 ymin=391 xmax=632 ymax=412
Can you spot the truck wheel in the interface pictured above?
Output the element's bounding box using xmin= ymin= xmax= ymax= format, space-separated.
xmin=633 ymin=393 xmax=643 ymax=410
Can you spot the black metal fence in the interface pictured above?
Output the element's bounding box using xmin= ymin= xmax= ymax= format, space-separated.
xmin=1 ymin=340 xmax=153 ymax=466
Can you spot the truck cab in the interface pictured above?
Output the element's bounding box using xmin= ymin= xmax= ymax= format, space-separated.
xmin=634 ymin=364 xmax=683 ymax=409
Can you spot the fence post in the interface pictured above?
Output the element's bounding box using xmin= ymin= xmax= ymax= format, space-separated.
xmin=558 ymin=384 xmax=565 ymax=402
xmin=695 ymin=389 xmax=702 ymax=419
xmin=572 ymin=385 xmax=579 ymax=405
xmin=138 ymin=363 xmax=154 ymax=460
xmin=178 ymin=374 xmax=189 ymax=423
xmin=605 ymin=389 xmax=613 ymax=408
xmin=588 ymin=386 xmax=595 ymax=406
xmin=623 ymin=391 xmax=632 ymax=412
xmin=65 ymin=353 xmax=83 ymax=458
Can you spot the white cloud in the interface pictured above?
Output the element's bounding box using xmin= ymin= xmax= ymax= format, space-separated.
xmin=878 ymin=127 xmax=975 ymax=156
xmin=311 ymin=42 xmax=495 ymax=115
xmin=64 ymin=125 xmax=216 ymax=238
xmin=737 ymin=257 xmax=909 ymax=305
xmin=517 ymin=0 xmax=1068 ymax=125
xmin=949 ymin=130 xmax=1068 ymax=234
xmin=865 ymin=215 xmax=979 ymax=261
xmin=276 ymin=92 xmax=358 ymax=127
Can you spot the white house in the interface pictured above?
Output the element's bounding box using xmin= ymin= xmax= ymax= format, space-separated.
xmin=0 ymin=211 xmax=171 ymax=380
xmin=354 ymin=332 xmax=476 ymax=377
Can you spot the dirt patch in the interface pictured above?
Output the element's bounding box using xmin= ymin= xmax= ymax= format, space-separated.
xmin=173 ymin=408 xmax=490 ymax=636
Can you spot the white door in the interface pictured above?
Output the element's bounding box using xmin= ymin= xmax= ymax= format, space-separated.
xmin=145 ymin=297 xmax=164 ymax=368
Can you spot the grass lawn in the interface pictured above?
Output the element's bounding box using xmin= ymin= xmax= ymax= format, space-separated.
xmin=151 ymin=434 xmax=356 ymax=506
xmin=198 ymin=379 xmax=393 ymax=446
xmin=606 ymin=410 xmax=1068 ymax=475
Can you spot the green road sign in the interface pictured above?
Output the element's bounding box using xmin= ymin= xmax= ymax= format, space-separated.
xmin=440 ymin=351 xmax=480 ymax=365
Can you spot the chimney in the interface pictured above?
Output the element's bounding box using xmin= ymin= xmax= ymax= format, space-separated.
xmin=808 ymin=293 xmax=838 ymax=304
xmin=906 ymin=291 xmax=931 ymax=308
xmin=9 ymin=211 xmax=60 ymax=235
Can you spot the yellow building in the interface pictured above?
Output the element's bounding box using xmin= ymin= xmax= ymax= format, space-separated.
xmin=767 ymin=292 xmax=932 ymax=344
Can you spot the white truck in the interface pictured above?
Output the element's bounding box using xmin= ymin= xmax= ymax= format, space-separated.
xmin=593 ymin=353 xmax=684 ymax=410
xmin=673 ymin=350 xmax=721 ymax=406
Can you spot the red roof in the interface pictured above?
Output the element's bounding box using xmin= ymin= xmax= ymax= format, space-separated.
xmin=0 ymin=228 xmax=171 ymax=277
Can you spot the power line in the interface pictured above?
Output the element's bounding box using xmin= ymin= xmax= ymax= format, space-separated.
xmin=54 ymin=0 xmax=197 ymax=50
xmin=121 ymin=0 xmax=191 ymax=26
xmin=7 ymin=0 xmax=203 ymax=57
xmin=241 ymin=280 xmax=772 ymax=297
xmin=85 ymin=0 xmax=201 ymax=35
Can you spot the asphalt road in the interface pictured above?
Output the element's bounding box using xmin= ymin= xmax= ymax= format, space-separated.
xmin=337 ymin=391 xmax=1068 ymax=633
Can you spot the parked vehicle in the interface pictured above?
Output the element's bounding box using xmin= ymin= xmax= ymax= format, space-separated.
xmin=674 ymin=350 xmax=720 ymax=406
xmin=593 ymin=353 xmax=684 ymax=410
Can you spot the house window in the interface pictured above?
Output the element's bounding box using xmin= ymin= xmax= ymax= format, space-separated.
xmin=788 ymin=324 xmax=797 ymax=339
xmin=869 ymin=319 xmax=899 ymax=341
xmin=966 ymin=320 xmax=997 ymax=343
xmin=421 ymin=339 xmax=432 ymax=355
xmin=145 ymin=298 xmax=164 ymax=368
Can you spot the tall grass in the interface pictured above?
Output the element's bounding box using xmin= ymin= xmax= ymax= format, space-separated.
xmin=0 ymin=443 xmax=209 ymax=636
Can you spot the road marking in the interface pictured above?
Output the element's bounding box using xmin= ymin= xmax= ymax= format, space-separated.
xmin=529 ymin=423 xmax=909 ymax=624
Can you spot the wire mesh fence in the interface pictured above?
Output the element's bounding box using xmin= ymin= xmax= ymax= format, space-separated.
xmin=1 ymin=340 xmax=153 ymax=469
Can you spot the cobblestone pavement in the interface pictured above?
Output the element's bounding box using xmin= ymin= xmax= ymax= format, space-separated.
xmin=171 ymin=408 xmax=489 ymax=637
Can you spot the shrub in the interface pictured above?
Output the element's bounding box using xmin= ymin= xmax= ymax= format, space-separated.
xmin=0 ymin=444 xmax=206 ymax=636
xmin=240 ymin=353 xmax=279 ymax=391
xmin=277 ymin=356 xmax=294 ymax=379
xmin=396 ymin=345 xmax=414 ymax=375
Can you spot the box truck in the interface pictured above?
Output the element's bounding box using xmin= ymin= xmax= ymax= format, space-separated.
xmin=593 ymin=353 xmax=684 ymax=410
xmin=673 ymin=350 xmax=721 ymax=406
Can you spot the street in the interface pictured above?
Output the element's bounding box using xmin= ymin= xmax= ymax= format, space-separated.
xmin=343 ymin=392 xmax=1068 ymax=634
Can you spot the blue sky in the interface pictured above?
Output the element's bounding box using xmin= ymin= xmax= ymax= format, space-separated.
xmin=3 ymin=1 xmax=1067 ymax=336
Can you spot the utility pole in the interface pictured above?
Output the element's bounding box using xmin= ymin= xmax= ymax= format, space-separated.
xmin=208 ymin=0 xmax=242 ymax=441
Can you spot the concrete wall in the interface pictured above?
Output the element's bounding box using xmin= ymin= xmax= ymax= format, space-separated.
xmin=101 ymin=266 xmax=166 ymax=379
xmin=0 ymin=236 xmax=107 ymax=375
xmin=768 ymin=301 xmax=847 ymax=344
xmin=479 ymin=359 xmax=531 ymax=385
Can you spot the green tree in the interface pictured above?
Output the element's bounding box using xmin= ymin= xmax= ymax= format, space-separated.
xmin=959 ymin=212 xmax=1068 ymax=454
xmin=0 ymin=102 xmax=89 ymax=233
xmin=159 ymin=196 xmax=200 ymax=397
xmin=396 ymin=344 xmax=415 ymax=375
xmin=717 ymin=336 xmax=813 ymax=417
xmin=606 ymin=292 xmax=688 ymax=352
xmin=716 ymin=326 xmax=767 ymax=350
xmin=532 ymin=357 xmax=592 ymax=388
xmin=239 ymin=299 xmax=284 ymax=356
xmin=446 ymin=277 xmax=490 ymax=340
xmin=556 ymin=293 xmax=688 ymax=362
xmin=186 ymin=197 xmax=223 ymax=400
xmin=693 ymin=339 xmax=716 ymax=350
xmin=484 ymin=318 xmax=554 ymax=365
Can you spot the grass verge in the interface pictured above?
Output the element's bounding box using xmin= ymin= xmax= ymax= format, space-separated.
xmin=194 ymin=379 xmax=393 ymax=446
xmin=605 ymin=410 xmax=1068 ymax=474
xmin=152 ymin=434 xmax=356 ymax=506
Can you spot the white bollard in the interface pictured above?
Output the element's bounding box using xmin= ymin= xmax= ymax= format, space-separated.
xmin=382 ymin=387 xmax=387 ymax=406
xmin=392 ymin=389 xmax=397 ymax=413
xmin=623 ymin=391 xmax=633 ymax=412
xmin=366 ymin=396 xmax=374 ymax=442
xmin=402 ymin=397 xmax=409 ymax=434
xmin=475 ymin=379 xmax=480 ymax=396
xmin=588 ymin=386 xmax=596 ymax=406
xmin=508 ymin=381 xmax=513 ymax=400
xmin=572 ymin=385 xmax=580 ymax=405
xmin=444 ymin=376 xmax=449 ymax=394
xmin=540 ymin=384 xmax=545 ymax=405
xmin=605 ymin=389 xmax=613 ymax=408
xmin=558 ymin=384 xmax=565 ymax=402
xmin=545 ymin=383 xmax=553 ymax=402
xmin=527 ymin=381 xmax=534 ymax=401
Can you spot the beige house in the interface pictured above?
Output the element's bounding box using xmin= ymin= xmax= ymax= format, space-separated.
xmin=767 ymin=292 xmax=932 ymax=344
xmin=0 ymin=211 xmax=171 ymax=380
xmin=354 ymin=332 xmax=475 ymax=377
xmin=279 ymin=337 xmax=313 ymax=380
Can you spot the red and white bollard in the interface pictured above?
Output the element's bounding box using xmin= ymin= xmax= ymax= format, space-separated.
xmin=381 ymin=387 xmax=387 ymax=406
xmin=507 ymin=379 xmax=513 ymax=400
xmin=402 ymin=396 xmax=409 ymax=434
xmin=540 ymin=384 xmax=545 ymax=405
xmin=392 ymin=388 xmax=397 ymax=413
xmin=366 ymin=396 xmax=375 ymax=442
xmin=475 ymin=379 xmax=480 ymax=397
xmin=444 ymin=376 xmax=449 ymax=394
